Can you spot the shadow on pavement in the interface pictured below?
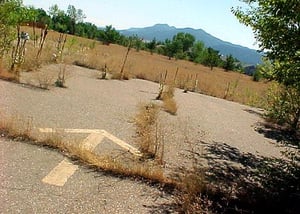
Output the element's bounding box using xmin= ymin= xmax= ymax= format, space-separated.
xmin=199 ymin=141 xmax=300 ymax=213
xmin=255 ymin=122 xmax=300 ymax=148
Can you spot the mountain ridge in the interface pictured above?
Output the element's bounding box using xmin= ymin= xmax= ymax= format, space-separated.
xmin=119 ymin=24 xmax=262 ymax=65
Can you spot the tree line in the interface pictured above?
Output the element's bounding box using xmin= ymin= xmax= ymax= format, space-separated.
xmin=19 ymin=3 xmax=243 ymax=72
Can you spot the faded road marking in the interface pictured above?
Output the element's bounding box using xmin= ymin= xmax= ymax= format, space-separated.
xmin=101 ymin=130 xmax=142 ymax=156
xmin=42 ymin=158 xmax=78 ymax=187
xmin=38 ymin=127 xmax=142 ymax=156
xmin=79 ymin=132 xmax=104 ymax=151
xmin=39 ymin=128 xmax=101 ymax=134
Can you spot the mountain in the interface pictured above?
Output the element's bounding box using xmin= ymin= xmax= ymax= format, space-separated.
xmin=119 ymin=24 xmax=262 ymax=65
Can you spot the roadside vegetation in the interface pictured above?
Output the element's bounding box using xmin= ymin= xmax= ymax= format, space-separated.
xmin=233 ymin=0 xmax=300 ymax=132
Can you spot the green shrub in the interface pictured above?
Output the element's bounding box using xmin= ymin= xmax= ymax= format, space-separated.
xmin=266 ymin=84 xmax=300 ymax=132
xmin=253 ymin=70 xmax=262 ymax=82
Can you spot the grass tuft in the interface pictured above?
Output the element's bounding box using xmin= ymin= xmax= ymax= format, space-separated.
xmin=160 ymin=85 xmax=178 ymax=115
xmin=163 ymin=97 xmax=178 ymax=115
xmin=134 ymin=102 xmax=165 ymax=163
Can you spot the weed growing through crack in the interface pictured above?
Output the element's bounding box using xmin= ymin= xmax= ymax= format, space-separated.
xmin=134 ymin=103 xmax=165 ymax=162
xmin=55 ymin=63 xmax=67 ymax=87
xmin=160 ymin=85 xmax=177 ymax=115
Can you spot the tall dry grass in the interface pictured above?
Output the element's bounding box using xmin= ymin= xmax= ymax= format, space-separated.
xmin=1 ymin=26 xmax=270 ymax=107
xmin=134 ymin=103 xmax=161 ymax=158
xmin=160 ymin=85 xmax=178 ymax=115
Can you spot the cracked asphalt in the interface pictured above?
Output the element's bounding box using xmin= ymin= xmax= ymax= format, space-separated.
xmin=0 ymin=64 xmax=289 ymax=213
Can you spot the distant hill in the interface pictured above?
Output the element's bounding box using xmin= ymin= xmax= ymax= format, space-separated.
xmin=119 ymin=24 xmax=262 ymax=65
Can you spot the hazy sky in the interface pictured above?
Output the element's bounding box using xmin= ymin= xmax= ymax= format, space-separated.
xmin=23 ymin=0 xmax=257 ymax=49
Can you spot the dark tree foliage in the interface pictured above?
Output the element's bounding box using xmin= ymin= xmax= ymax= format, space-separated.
xmin=223 ymin=54 xmax=235 ymax=71
xmin=202 ymin=47 xmax=221 ymax=70
xmin=232 ymin=0 xmax=300 ymax=90
xmin=233 ymin=0 xmax=300 ymax=130
xmin=98 ymin=25 xmax=121 ymax=45
xmin=146 ymin=38 xmax=157 ymax=54
xmin=75 ymin=22 xmax=99 ymax=39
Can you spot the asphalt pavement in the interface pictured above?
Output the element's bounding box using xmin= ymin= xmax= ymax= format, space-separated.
xmin=0 ymin=137 xmax=174 ymax=214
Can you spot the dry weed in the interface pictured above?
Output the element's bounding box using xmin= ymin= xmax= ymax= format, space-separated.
xmin=34 ymin=71 xmax=55 ymax=89
xmin=134 ymin=103 xmax=165 ymax=160
xmin=0 ymin=112 xmax=33 ymax=141
xmin=135 ymin=72 xmax=147 ymax=80
xmin=163 ymin=98 xmax=178 ymax=115
xmin=0 ymin=69 xmax=18 ymax=82
xmin=158 ymin=85 xmax=177 ymax=115
xmin=162 ymin=85 xmax=175 ymax=100
xmin=111 ymin=71 xmax=130 ymax=80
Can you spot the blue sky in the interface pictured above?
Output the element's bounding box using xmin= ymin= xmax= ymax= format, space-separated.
xmin=23 ymin=0 xmax=257 ymax=49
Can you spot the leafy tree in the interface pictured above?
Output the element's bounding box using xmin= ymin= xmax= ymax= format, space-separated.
xmin=232 ymin=0 xmax=300 ymax=90
xmin=35 ymin=8 xmax=51 ymax=25
xmin=146 ymin=38 xmax=157 ymax=55
xmin=0 ymin=0 xmax=33 ymax=58
xmin=48 ymin=4 xmax=70 ymax=33
xmin=202 ymin=47 xmax=221 ymax=70
xmin=189 ymin=41 xmax=206 ymax=63
xmin=172 ymin=32 xmax=195 ymax=59
xmin=173 ymin=32 xmax=195 ymax=52
xmin=129 ymin=34 xmax=143 ymax=51
xmin=232 ymin=0 xmax=300 ymax=130
xmin=75 ymin=22 xmax=98 ymax=39
xmin=223 ymin=54 xmax=235 ymax=71
xmin=160 ymin=33 xmax=196 ymax=60
xmin=67 ymin=5 xmax=85 ymax=35
xmin=172 ymin=39 xmax=185 ymax=59
xmin=163 ymin=39 xmax=174 ymax=60
xmin=98 ymin=25 xmax=121 ymax=45
xmin=48 ymin=4 xmax=61 ymax=19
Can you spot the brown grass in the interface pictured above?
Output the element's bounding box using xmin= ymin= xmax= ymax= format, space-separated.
xmin=158 ymin=85 xmax=178 ymax=115
xmin=0 ymin=69 xmax=18 ymax=82
xmin=0 ymin=112 xmax=33 ymax=141
xmin=163 ymin=98 xmax=178 ymax=115
xmin=134 ymin=103 xmax=166 ymax=161
xmin=1 ymin=26 xmax=269 ymax=108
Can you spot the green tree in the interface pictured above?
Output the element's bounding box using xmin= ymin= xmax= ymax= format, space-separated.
xmin=172 ymin=39 xmax=184 ymax=59
xmin=0 ymin=0 xmax=33 ymax=58
xmin=232 ymin=0 xmax=300 ymax=130
xmin=146 ymin=38 xmax=157 ymax=55
xmin=173 ymin=32 xmax=195 ymax=52
xmin=67 ymin=5 xmax=86 ymax=35
xmin=232 ymin=0 xmax=300 ymax=89
xmin=35 ymin=8 xmax=51 ymax=25
xmin=223 ymin=54 xmax=235 ymax=71
xmin=48 ymin=4 xmax=69 ymax=33
xmin=163 ymin=39 xmax=174 ymax=60
xmin=75 ymin=22 xmax=98 ymax=39
xmin=172 ymin=32 xmax=195 ymax=59
xmin=129 ymin=34 xmax=143 ymax=52
xmin=202 ymin=47 xmax=221 ymax=70
xmin=98 ymin=25 xmax=121 ymax=45
xmin=190 ymin=41 xmax=206 ymax=63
